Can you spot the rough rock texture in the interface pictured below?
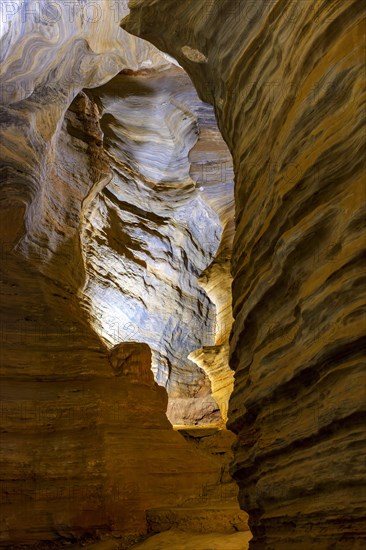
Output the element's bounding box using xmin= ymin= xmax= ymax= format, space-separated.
xmin=1 ymin=316 xmax=219 ymax=545
xmin=146 ymin=428 xmax=249 ymax=535
xmin=2 ymin=0 xmax=365 ymax=546
xmin=63 ymin=530 xmax=253 ymax=550
xmin=178 ymin=427 xmax=239 ymax=501
xmin=124 ymin=1 xmax=366 ymax=548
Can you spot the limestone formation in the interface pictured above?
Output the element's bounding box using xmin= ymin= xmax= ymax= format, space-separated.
xmin=124 ymin=1 xmax=366 ymax=547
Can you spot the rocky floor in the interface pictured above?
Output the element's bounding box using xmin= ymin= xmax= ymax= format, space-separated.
xmin=130 ymin=530 xmax=252 ymax=549
xmin=129 ymin=427 xmax=250 ymax=549
xmin=66 ymin=530 xmax=252 ymax=550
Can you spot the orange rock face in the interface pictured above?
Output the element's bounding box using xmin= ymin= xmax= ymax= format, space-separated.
xmin=0 ymin=247 xmax=220 ymax=543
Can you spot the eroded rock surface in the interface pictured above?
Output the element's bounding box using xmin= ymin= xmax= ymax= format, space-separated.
xmin=130 ymin=530 xmax=252 ymax=550
xmin=0 ymin=0 xmax=236 ymax=544
xmin=78 ymin=65 xmax=235 ymax=424
xmin=2 ymin=0 xmax=364 ymax=546
xmin=124 ymin=1 xmax=366 ymax=547
xmin=146 ymin=427 xmax=249 ymax=535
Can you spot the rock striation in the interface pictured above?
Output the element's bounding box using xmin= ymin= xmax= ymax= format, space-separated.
xmin=124 ymin=0 xmax=366 ymax=548
xmin=1 ymin=0 xmax=236 ymax=425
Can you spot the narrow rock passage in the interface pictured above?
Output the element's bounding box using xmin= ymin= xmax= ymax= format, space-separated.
xmin=129 ymin=427 xmax=250 ymax=548
xmin=3 ymin=1 xmax=362 ymax=548
xmin=79 ymin=62 xmax=235 ymax=426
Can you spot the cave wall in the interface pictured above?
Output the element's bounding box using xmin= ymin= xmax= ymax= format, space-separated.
xmin=0 ymin=1 xmax=228 ymax=543
xmin=124 ymin=0 xmax=366 ymax=547
xmin=1 ymin=0 xmax=365 ymax=546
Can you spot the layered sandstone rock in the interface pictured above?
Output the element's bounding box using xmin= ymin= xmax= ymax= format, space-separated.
xmin=145 ymin=428 xmax=249 ymax=536
xmin=2 ymin=0 xmax=364 ymax=546
xmin=0 ymin=280 xmax=230 ymax=543
xmin=124 ymin=0 xmax=366 ymax=547
xmin=130 ymin=530 xmax=252 ymax=550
